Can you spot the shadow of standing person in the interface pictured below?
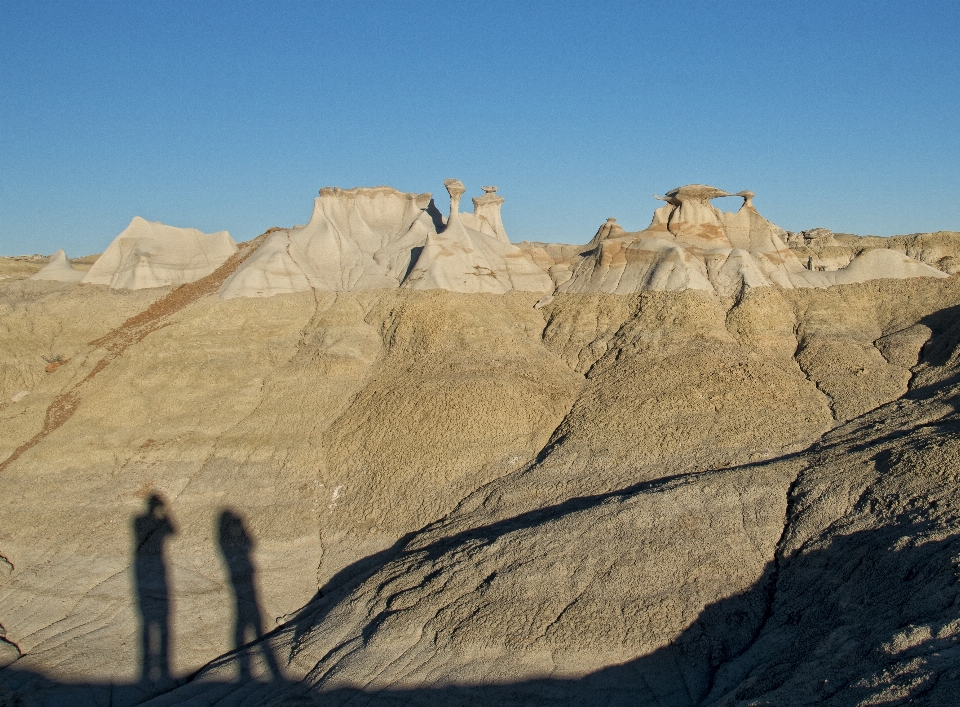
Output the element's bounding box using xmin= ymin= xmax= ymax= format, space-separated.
xmin=218 ymin=509 xmax=280 ymax=680
xmin=132 ymin=493 xmax=176 ymax=685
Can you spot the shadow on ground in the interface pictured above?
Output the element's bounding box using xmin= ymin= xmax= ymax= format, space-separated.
xmin=3 ymin=480 xmax=958 ymax=706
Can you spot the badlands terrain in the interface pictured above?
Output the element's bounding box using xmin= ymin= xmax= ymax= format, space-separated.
xmin=2 ymin=181 xmax=960 ymax=705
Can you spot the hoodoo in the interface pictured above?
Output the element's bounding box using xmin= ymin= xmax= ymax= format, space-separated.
xmin=561 ymin=185 xmax=944 ymax=296
xmin=27 ymin=249 xmax=84 ymax=282
xmin=223 ymin=181 xmax=552 ymax=297
xmin=81 ymin=217 xmax=236 ymax=289
xmin=403 ymin=179 xmax=553 ymax=293
xmin=463 ymin=185 xmax=510 ymax=243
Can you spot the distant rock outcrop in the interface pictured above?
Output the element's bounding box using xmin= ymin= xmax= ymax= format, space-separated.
xmin=561 ymin=185 xmax=945 ymax=297
xmin=222 ymin=182 xmax=552 ymax=298
xmin=403 ymin=179 xmax=553 ymax=294
xmin=81 ymin=217 xmax=236 ymax=290
xmin=220 ymin=187 xmax=436 ymax=298
xmin=27 ymin=250 xmax=84 ymax=282
xmin=70 ymin=182 xmax=954 ymax=300
xmin=825 ymin=247 xmax=947 ymax=285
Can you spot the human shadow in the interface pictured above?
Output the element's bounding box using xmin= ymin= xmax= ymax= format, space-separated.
xmin=132 ymin=493 xmax=176 ymax=687
xmin=217 ymin=509 xmax=280 ymax=681
xmin=137 ymin=504 xmax=960 ymax=706
xmin=3 ymin=492 xmax=959 ymax=705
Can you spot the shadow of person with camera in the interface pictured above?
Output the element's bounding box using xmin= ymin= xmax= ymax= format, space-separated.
xmin=132 ymin=493 xmax=176 ymax=686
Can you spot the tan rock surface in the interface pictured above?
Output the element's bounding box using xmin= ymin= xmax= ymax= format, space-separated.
xmin=4 ymin=226 xmax=960 ymax=705
xmin=145 ymin=274 xmax=960 ymax=706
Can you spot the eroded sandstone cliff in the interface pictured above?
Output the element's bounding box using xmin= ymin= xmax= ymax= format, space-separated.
xmin=2 ymin=206 xmax=960 ymax=705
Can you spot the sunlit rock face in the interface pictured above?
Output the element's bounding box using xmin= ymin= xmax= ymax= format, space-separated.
xmin=220 ymin=187 xmax=436 ymax=298
xmin=402 ymin=179 xmax=553 ymax=294
xmin=27 ymin=250 xmax=84 ymax=283
xmin=462 ymin=185 xmax=510 ymax=243
xmin=81 ymin=217 xmax=237 ymax=289
xmin=221 ymin=182 xmax=552 ymax=298
xmin=23 ymin=182 xmax=956 ymax=300
xmin=561 ymin=184 xmax=946 ymax=297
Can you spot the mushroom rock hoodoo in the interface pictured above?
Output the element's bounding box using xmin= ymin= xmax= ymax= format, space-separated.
xmin=81 ymin=217 xmax=236 ymax=290
xmin=27 ymin=249 xmax=84 ymax=283
xmin=462 ymin=185 xmax=510 ymax=243
xmin=402 ymin=179 xmax=553 ymax=294
xmin=220 ymin=186 xmax=436 ymax=298
xmin=560 ymin=184 xmax=943 ymax=296
xmin=651 ymin=184 xmax=736 ymax=248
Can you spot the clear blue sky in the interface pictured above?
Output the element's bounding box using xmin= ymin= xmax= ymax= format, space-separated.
xmin=2 ymin=1 xmax=959 ymax=256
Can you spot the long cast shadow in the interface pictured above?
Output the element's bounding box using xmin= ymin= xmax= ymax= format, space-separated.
xmin=2 ymin=503 xmax=959 ymax=705
xmin=129 ymin=511 xmax=960 ymax=705
xmin=217 ymin=509 xmax=280 ymax=681
xmin=133 ymin=493 xmax=177 ymax=687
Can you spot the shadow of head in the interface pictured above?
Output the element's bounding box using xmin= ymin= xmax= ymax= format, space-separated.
xmin=146 ymin=493 xmax=167 ymax=519
xmin=218 ymin=509 xmax=253 ymax=557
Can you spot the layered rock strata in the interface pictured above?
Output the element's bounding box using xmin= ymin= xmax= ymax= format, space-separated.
xmin=402 ymin=180 xmax=553 ymax=293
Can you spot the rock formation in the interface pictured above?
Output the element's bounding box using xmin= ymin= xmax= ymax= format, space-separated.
xmin=81 ymin=217 xmax=236 ymax=289
xmin=26 ymin=250 xmax=83 ymax=282
xmin=221 ymin=183 xmax=551 ymax=298
xmin=561 ymin=185 xmax=946 ymax=297
xmin=403 ymin=180 xmax=554 ymax=294
xmin=3 ymin=181 xmax=960 ymax=706
xmin=824 ymin=247 xmax=947 ymax=285
xmin=221 ymin=187 xmax=436 ymax=298
xmin=462 ymin=185 xmax=509 ymax=243
xmin=216 ymin=228 xmax=313 ymax=299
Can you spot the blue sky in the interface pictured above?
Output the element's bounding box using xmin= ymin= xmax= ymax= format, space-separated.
xmin=2 ymin=0 xmax=959 ymax=255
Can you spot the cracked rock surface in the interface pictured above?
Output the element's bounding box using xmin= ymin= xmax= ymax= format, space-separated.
xmin=2 ymin=254 xmax=960 ymax=705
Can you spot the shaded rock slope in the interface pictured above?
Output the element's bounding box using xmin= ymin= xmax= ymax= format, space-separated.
xmin=2 ymin=249 xmax=960 ymax=705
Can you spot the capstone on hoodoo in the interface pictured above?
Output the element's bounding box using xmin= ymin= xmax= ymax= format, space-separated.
xmin=559 ymin=184 xmax=947 ymax=297
xmin=220 ymin=180 xmax=552 ymax=298
xmin=402 ymin=179 xmax=553 ymax=294
xmin=30 ymin=181 xmax=955 ymax=297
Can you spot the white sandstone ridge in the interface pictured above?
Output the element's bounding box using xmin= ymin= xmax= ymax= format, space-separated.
xmin=560 ymin=184 xmax=947 ymax=296
xmin=60 ymin=182 xmax=950 ymax=298
xmin=220 ymin=186 xmax=436 ymax=298
xmin=220 ymin=181 xmax=552 ymax=298
xmin=82 ymin=217 xmax=236 ymax=290
xmin=27 ymin=249 xmax=84 ymax=282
